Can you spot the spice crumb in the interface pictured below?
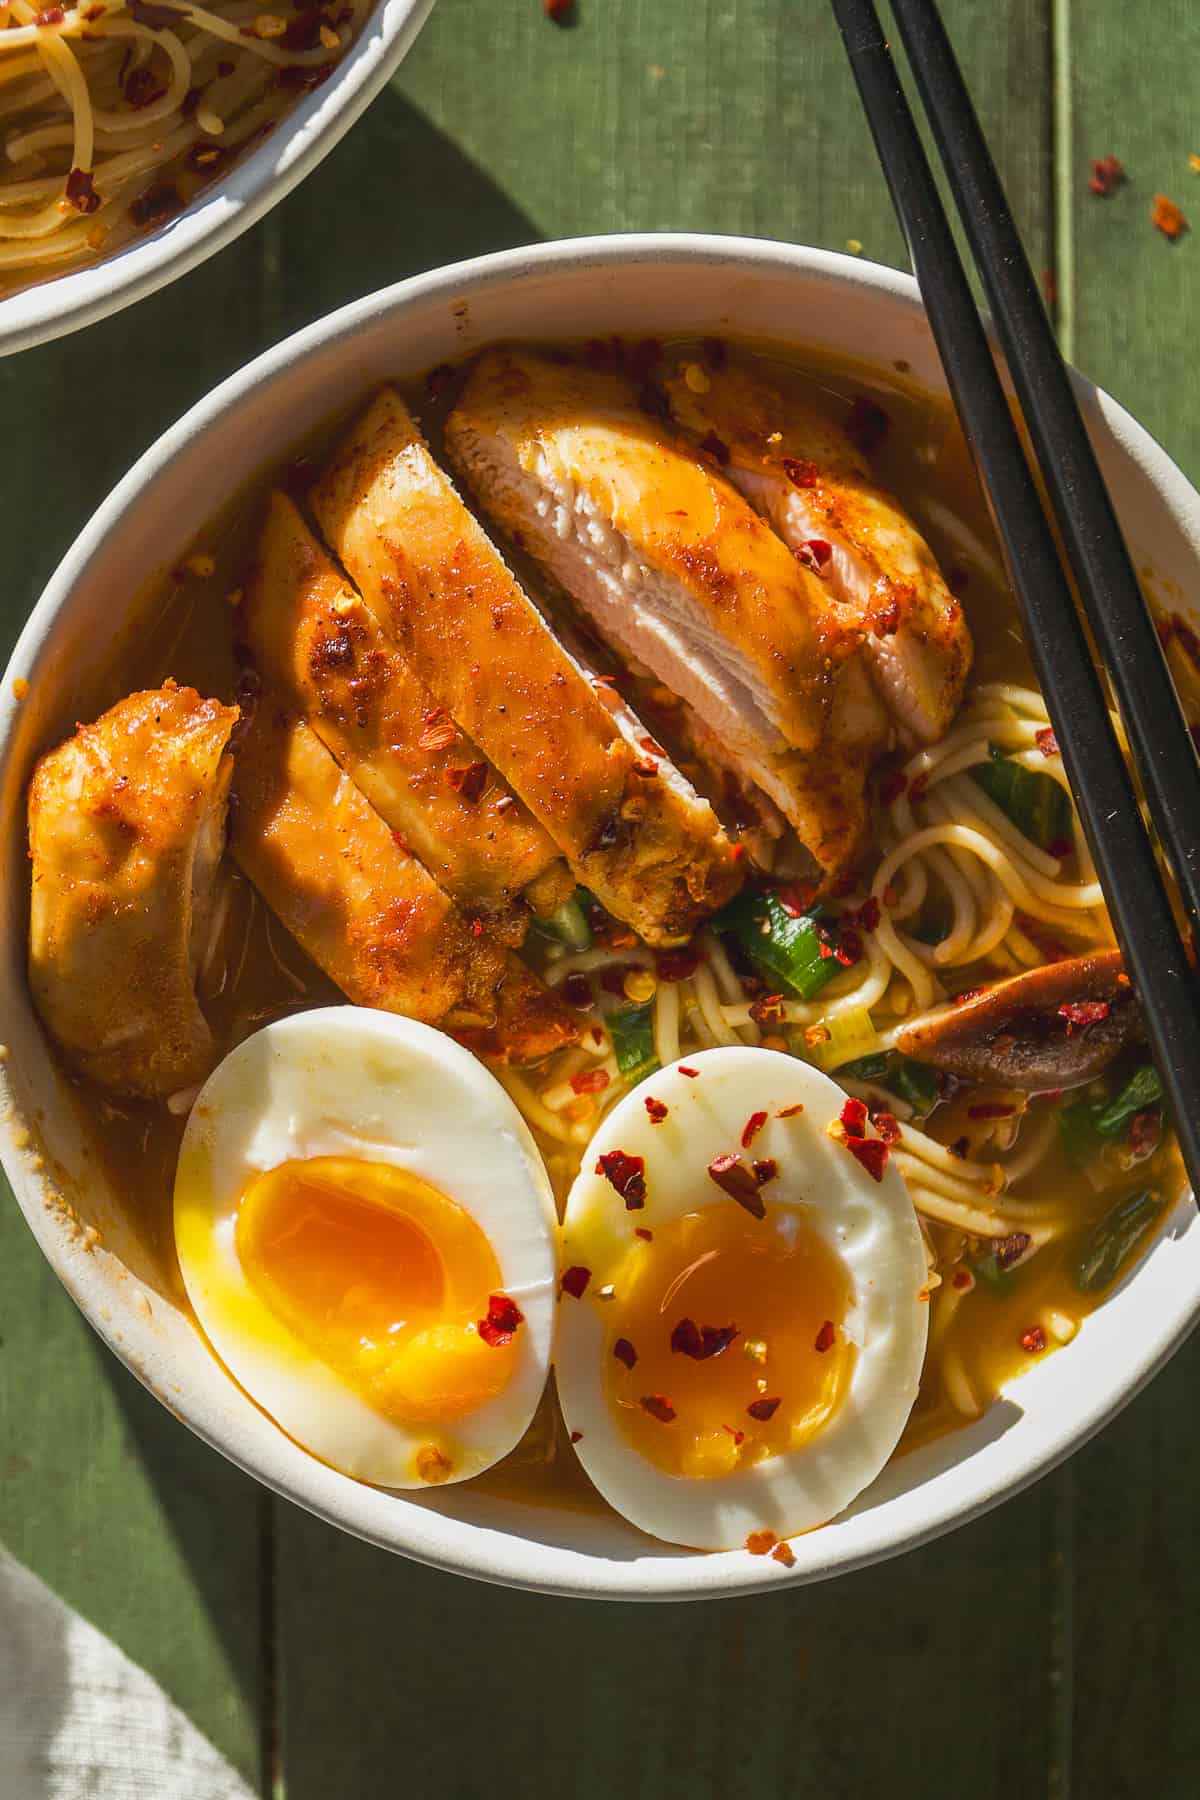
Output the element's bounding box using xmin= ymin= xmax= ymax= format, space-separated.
xmin=1152 ymin=194 xmax=1188 ymax=240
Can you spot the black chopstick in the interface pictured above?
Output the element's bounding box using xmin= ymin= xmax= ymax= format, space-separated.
xmin=888 ymin=0 xmax=1200 ymax=948
xmin=830 ymin=0 xmax=1200 ymax=1196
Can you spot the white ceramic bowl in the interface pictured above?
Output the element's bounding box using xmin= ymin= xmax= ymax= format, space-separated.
xmin=0 ymin=0 xmax=435 ymax=357
xmin=2 ymin=235 xmax=1197 ymax=1599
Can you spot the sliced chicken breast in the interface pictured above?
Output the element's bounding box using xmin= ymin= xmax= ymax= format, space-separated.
xmin=241 ymin=492 xmax=572 ymax=944
xmin=310 ymin=387 xmax=741 ymax=946
xmin=230 ymin=696 xmax=576 ymax=1063
xmin=663 ymin=355 xmax=972 ymax=743
xmin=28 ymin=683 xmax=238 ymax=1098
xmin=446 ymin=346 xmax=860 ymax=767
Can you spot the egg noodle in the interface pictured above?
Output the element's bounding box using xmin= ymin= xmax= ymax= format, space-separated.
xmin=508 ymin=682 xmax=1117 ymax=1426
xmin=0 ymin=0 xmax=364 ymax=284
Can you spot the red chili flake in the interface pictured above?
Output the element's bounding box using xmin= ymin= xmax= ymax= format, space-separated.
xmin=34 ymin=4 xmax=64 ymax=21
xmin=968 ymin=1102 xmax=1017 ymax=1120
xmin=470 ymin=918 xmax=484 ymax=938
xmin=776 ymin=881 xmax=818 ymax=917
xmin=678 ymin=1064 xmax=700 ymax=1078
xmin=643 ymin=1096 xmax=669 ymax=1124
xmin=671 ymin=1318 xmax=740 ymax=1360
xmin=560 ymin=1265 xmax=591 ymax=1299
xmin=1041 ymin=268 xmax=1059 ymax=310
xmin=1058 ymin=1000 xmax=1111 ymax=1035
xmin=1152 ymin=194 xmax=1188 ymax=241
xmin=747 ymin=1396 xmax=781 ymax=1421
xmin=125 ymin=65 xmax=165 ymax=107
xmin=640 ymin=1395 xmax=676 ymax=1423
xmin=753 ymin=1157 xmax=778 ymax=1187
xmin=782 ymin=456 xmax=817 ymax=490
xmin=1046 ymin=838 xmax=1073 ymax=861
xmin=846 ymin=395 xmax=890 ymax=454
xmin=1088 ymin=154 xmax=1125 ymax=197
xmin=835 ymin=928 xmax=863 ymax=968
xmin=634 ymin=1227 xmax=654 ymax=1241
xmin=796 ymin=538 xmax=834 ymax=576
xmin=1129 ymin=1110 xmax=1161 ymax=1157
xmin=840 ymin=1095 xmax=869 ymax=1139
xmin=878 ymin=767 xmax=908 ymax=804
xmin=65 ymin=167 xmax=100 ymax=215
xmin=569 ymin=1429 xmax=583 ymax=1443
xmin=1020 ymin=1326 xmax=1047 ymax=1354
xmin=655 ymin=946 xmax=700 ymax=982
xmin=477 ymin=1293 xmax=524 ymax=1347
xmin=846 ymin=1136 xmax=890 ymax=1182
xmin=570 ymin=1069 xmax=610 ymax=1096
xmin=563 ymin=973 xmax=592 ymax=1010
xmin=730 ymin=842 xmax=747 ymax=864
xmin=722 ymin=1424 xmax=746 ymax=1446
xmin=740 ymin=1110 xmax=769 ymax=1150
xmin=543 ymin=0 xmax=572 ymax=17
xmin=777 ymin=1103 xmax=804 ymax=1119
xmin=595 ymin=1149 xmax=647 ymax=1210
xmin=417 ymin=707 xmax=458 ymax=751
xmin=873 ymin=1112 xmax=901 ymax=1146
xmin=952 ymin=1269 xmax=973 ymax=1291
xmin=699 ymin=430 xmax=730 ymax=466
xmin=445 ymin=760 xmax=488 ymax=803
xmin=870 ymin=598 xmax=901 ymax=638
xmin=707 ymin=1152 xmax=766 ymax=1220
xmin=814 ymin=1320 xmax=837 ymax=1354
xmin=993 ymin=1231 xmax=1032 ymax=1269
xmin=613 ymin=1337 xmax=638 ymax=1369
xmin=852 ymin=895 xmax=882 ymax=932
xmin=771 ymin=1541 xmax=796 ymax=1569
xmin=745 ymin=1530 xmax=777 ymax=1556
xmin=632 ymin=757 xmax=660 ymax=779
xmin=1035 ymin=727 xmax=1060 ymax=757
xmin=749 ymin=993 xmax=785 ymax=1027
xmin=129 ymin=183 xmax=181 ymax=227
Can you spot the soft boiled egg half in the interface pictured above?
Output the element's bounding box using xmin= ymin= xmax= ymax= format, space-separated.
xmin=555 ymin=1047 xmax=929 ymax=1550
xmin=174 ymin=1007 xmax=556 ymax=1488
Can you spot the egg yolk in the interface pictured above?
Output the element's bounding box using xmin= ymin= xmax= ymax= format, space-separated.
xmin=604 ymin=1203 xmax=856 ymax=1479
xmin=235 ymin=1156 xmax=516 ymax=1425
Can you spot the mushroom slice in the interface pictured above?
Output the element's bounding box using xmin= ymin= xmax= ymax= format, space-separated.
xmin=895 ymin=949 xmax=1138 ymax=1089
xmin=28 ymin=683 xmax=238 ymax=1099
xmin=229 ymin=695 xmax=576 ymax=1063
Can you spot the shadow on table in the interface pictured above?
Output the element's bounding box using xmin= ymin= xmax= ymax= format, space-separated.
xmin=265 ymin=87 xmax=546 ymax=340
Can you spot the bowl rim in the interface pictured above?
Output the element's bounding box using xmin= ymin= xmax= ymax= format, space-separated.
xmin=5 ymin=230 xmax=1199 ymax=1599
xmin=0 ymin=0 xmax=436 ymax=358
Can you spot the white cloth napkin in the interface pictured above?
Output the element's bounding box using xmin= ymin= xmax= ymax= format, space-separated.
xmin=0 ymin=1546 xmax=254 ymax=1800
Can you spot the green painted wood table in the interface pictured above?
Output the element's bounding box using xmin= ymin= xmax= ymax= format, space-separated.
xmin=3 ymin=3 xmax=1198 ymax=1794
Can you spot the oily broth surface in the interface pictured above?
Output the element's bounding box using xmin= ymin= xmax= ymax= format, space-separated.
xmin=41 ymin=337 xmax=1174 ymax=1512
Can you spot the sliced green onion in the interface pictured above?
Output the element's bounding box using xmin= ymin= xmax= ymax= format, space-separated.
xmin=607 ymin=1003 xmax=658 ymax=1086
xmin=841 ymin=1051 xmax=940 ymax=1119
xmin=1074 ymin=1188 xmax=1163 ymax=1295
xmin=1057 ymin=1097 xmax=1107 ymax=1168
xmin=972 ymin=1252 xmax=1015 ymax=1296
xmin=971 ymin=752 xmax=1074 ymax=853
xmin=714 ymin=891 xmax=840 ymax=1001
xmin=534 ymin=895 xmax=593 ymax=952
xmin=1096 ymin=1064 xmax=1164 ymax=1137
xmin=805 ymin=1005 xmax=877 ymax=1072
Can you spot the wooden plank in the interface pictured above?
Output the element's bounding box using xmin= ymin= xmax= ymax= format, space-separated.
xmin=1066 ymin=0 xmax=1200 ymax=477
xmin=277 ymin=1484 xmax=1054 ymax=1800
xmin=0 ymin=230 xmax=277 ymax=1789
xmin=270 ymin=4 xmax=1063 ymax=1793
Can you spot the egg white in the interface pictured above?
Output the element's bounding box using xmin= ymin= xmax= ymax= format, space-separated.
xmin=556 ymin=1047 xmax=929 ymax=1549
xmin=174 ymin=1006 xmax=557 ymax=1488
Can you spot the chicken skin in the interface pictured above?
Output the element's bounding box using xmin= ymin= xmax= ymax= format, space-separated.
xmin=28 ymin=683 xmax=238 ymax=1098
xmin=229 ymin=696 xmax=576 ymax=1063
xmin=311 ymin=387 xmax=740 ymax=945
xmin=240 ymin=491 xmax=572 ymax=944
xmin=663 ymin=355 xmax=972 ymax=744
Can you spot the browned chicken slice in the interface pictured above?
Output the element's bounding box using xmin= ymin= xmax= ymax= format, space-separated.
xmin=240 ymin=492 xmax=572 ymax=945
xmin=446 ymin=346 xmax=860 ymax=766
xmin=310 ymin=387 xmax=741 ymax=946
xmin=663 ymin=356 xmax=972 ymax=744
xmin=229 ymin=696 xmax=575 ymax=1063
xmin=28 ymin=683 xmax=238 ymax=1099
